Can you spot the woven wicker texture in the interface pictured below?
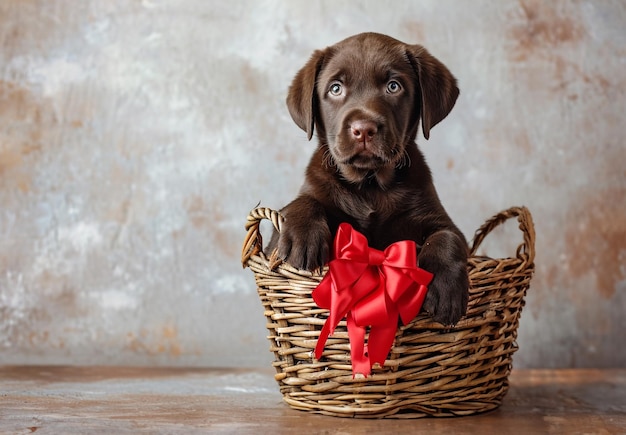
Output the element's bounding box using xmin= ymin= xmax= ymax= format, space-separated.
xmin=241 ymin=206 xmax=535 ymax=418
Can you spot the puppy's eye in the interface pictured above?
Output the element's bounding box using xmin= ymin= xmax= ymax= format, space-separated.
xmin=329 ymin=82 xmax=343 ymax=96
xmin=387 ymin=80 xmax=401 ymax=94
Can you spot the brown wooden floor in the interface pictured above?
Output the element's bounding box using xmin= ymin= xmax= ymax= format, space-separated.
xmin=0 ymin=367 xmax=624 ymax=434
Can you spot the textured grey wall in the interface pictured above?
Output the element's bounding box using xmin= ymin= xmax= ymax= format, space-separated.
xmin=1 ymin=0 xmax=624 ymax=368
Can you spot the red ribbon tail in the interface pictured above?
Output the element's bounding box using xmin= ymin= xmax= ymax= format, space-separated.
xmin=314 ymin=317 xmax=334 ymax=360
xmin=347 ymin=313 xmax=370 ymax=377
xmin=367 ymin=316 xmax=399 ymax=367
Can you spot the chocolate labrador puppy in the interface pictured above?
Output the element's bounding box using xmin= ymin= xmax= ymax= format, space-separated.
xmin=268 ymin=32 xmax=468 ymax=325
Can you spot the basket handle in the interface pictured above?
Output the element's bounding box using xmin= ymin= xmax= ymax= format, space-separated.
xmin=469 ymin=206 xmax=535 ymax=265
xmin=241 ymin=207 xmax=284 ymax=267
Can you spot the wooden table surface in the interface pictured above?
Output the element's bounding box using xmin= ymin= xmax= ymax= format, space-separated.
xmin=0 ymin=367 xmax=624 ymax=434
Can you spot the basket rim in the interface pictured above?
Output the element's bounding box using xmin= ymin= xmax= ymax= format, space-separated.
xmin=242 ymin=206 xmax=536 ymax=272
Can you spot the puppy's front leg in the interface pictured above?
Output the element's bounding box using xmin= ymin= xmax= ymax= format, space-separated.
xmin=418 ymin=230 xmax=469 ymax=326
xmin=267 ymin=195 xmax=331 ymax=271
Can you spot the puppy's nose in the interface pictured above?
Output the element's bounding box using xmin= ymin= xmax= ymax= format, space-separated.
xmin=351 ymin=120 xmax=377 ymax=141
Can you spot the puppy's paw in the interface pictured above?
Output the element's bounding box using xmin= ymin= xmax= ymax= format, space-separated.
xmin=418 ymin=230 xmax=469 ymax=326
xmin=277 ymin=218 xmax=331 ymax=271
xmin=422 ymin=263 xmax=469 ymax=326
xmin=265 ymin=197 xmax=331 ymax=271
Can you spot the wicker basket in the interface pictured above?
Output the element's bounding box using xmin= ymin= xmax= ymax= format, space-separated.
xmin=241 ymin=206 xmax=535 ymax=418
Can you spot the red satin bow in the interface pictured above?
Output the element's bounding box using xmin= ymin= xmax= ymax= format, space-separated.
xmin=312 ymin=223 xmax=433 ymax=377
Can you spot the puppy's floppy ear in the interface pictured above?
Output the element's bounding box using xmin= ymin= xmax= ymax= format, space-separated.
xmin=286 ymin=49 xmax=326 ymax=141
xmin=406 ymin=45 xmax=459 ymax=140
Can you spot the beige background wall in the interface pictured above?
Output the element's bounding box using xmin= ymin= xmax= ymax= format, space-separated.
xmin=1 ymin=0 xmax=624 ymax=368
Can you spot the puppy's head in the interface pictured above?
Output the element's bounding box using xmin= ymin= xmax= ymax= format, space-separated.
xmin=287 ymin=33 xmax=459 ymax=185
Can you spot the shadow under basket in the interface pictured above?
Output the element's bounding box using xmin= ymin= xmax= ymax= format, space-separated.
xmin=241 ymin=206 xmax=535 ymax=418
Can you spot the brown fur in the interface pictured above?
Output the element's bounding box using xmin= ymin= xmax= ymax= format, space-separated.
xmin=268 ymin=33 xmax=468 ymax=325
